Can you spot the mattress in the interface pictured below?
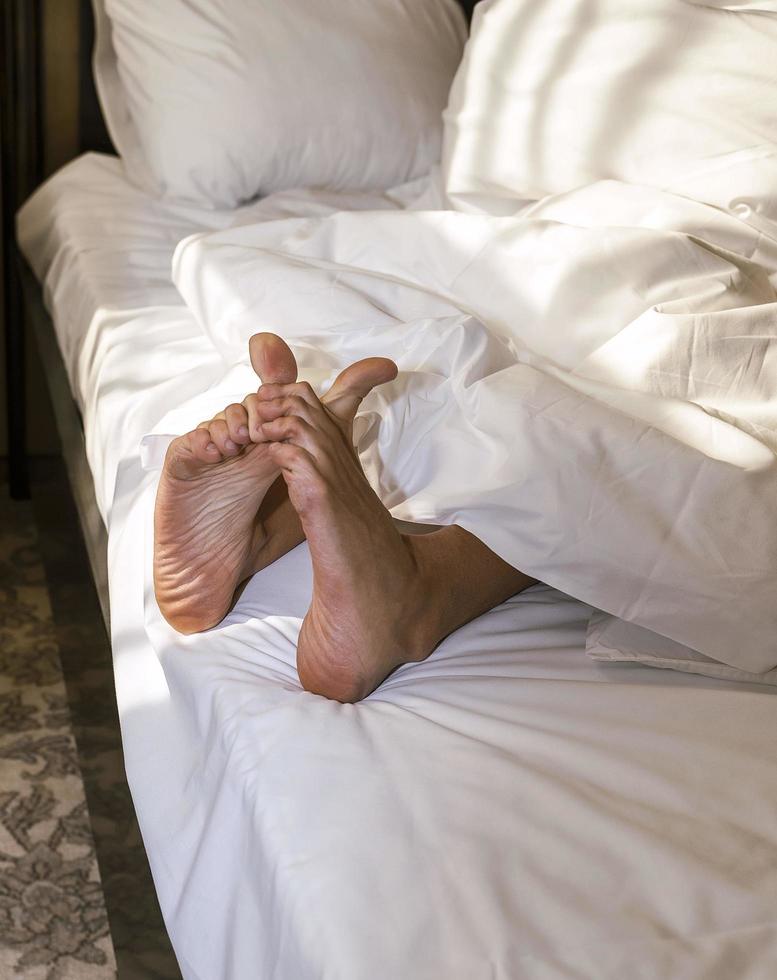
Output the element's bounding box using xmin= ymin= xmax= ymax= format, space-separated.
xmin=18 ymin=154 xmax=777 ymax=980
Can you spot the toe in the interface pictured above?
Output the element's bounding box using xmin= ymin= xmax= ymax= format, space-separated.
xmin=242 ymin=393 xmax=264 ymax=441
xmin=189 ymin=428 xmax=222 ymax=463
xmin=323 ymin=357 xmax=398 ymax=424
xmin=209 ymin=419 xmax=240 ymax=455
xmin=164 ymin=430 xmax=221 ymax=476
xmin=249 ymin=333 xmax=298 ymax=386
xmin=224 ymin=403 xmax=251 ymax=444
xmin=268 ymin=443 xmax=325 ymax=513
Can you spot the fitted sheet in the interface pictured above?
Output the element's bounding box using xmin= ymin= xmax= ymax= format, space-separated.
xmin=18 ymin=154 xmax=777 ymax=980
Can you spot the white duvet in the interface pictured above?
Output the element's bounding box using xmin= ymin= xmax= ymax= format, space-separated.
xmin=150 ymin=177 xmax=777 ymax=676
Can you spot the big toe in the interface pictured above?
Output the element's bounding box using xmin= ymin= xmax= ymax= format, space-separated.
xmin=249 ymin=332 xmax=298 ymax=386
xmin=323 ymin=357 xmax=398 ymax=423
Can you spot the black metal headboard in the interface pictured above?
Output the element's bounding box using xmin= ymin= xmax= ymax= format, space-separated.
xmin=78 ymin=0 xmax=113 ymax=157
xmin=2 ymin=0 xmax=41 ymax=496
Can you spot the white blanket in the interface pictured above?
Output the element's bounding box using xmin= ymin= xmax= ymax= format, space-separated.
xmin=18 ymin=154 xmax=777 ymax=980
xmin=156 ymin=179 xmax=777 ymax=675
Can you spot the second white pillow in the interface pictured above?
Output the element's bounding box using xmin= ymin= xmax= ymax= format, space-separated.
xmin=443 ymin=0 xmax=777 ymax=220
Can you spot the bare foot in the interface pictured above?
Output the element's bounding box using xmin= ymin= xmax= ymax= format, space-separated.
xmin=154 ymin=333 xmax=297 ymax=633
xmin=153 ymin=335 xmax=390 ymax=634
xmin=257 ymin=366 xmax=459 ymax=703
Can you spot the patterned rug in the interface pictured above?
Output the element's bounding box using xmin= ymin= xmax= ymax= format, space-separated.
xmin=0 ymin=487 xmax=117 ymax=979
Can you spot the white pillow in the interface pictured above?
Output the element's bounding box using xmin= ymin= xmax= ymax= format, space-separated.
xmin=93 ymin=0 xmax=467 ymax=208
xmin=443 ymin=0 xmax=777 ymax=220
xmin=587 ymin=611 xmax=777 ymax=687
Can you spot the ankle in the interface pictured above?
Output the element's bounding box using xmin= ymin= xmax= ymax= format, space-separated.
xmin=402 ymin=532 xmax=456 ymax=659
xmin=242 ymin=482 xmax=305 ymax=579
xmin=241 ymin=520 xmax=270 ymax=579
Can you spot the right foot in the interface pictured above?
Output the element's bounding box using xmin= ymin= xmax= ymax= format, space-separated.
xmin=153 ymin=334 xmax=395 ymax=633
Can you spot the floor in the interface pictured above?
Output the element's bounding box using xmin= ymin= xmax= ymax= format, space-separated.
xmin=0 ymin=459 xmax=181 ymax=980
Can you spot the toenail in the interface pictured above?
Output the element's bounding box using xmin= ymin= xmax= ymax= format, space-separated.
xmin=206 ymin=442 xmax=218 ymax=453
xmin=238 ymin=425 xmax=249 ymax=437
xmin=225 ymin=439 xmax=237 ymax=451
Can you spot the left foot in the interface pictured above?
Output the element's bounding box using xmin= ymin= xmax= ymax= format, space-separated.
xmin=259 ymin=366 xmax=453 ymax=702
xmin=154 ymin=333 xmax=298 ymax=634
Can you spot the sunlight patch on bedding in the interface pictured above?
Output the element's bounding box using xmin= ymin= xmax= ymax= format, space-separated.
xmin=115 ymin=671 xmax=171 ymax=713
xmin=112 ymin=628 xmax=172 ymax=714
xmin=606 ymin=390 xmax=773 ymax=470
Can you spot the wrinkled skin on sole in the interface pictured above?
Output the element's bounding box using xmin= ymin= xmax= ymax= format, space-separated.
xmin=153 ymin=332 xmax=397 ymax=635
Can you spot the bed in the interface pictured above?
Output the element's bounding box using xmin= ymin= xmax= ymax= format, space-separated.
xmin=6 ymin=1 xmax=777 ymax=978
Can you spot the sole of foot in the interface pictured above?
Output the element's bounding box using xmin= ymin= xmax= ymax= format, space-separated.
xmin=153 ymin=333 xmax=299 ymax=633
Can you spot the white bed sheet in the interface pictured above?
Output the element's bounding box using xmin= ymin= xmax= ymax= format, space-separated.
xmin=17 ymin=153 xmax=398 ymax=519
xmin=18 ymin=154 xmax=777 ymax=980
